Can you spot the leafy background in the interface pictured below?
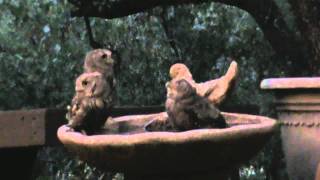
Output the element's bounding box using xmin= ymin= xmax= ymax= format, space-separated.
xmin=0 ymin=0 xmax=293 ymax=179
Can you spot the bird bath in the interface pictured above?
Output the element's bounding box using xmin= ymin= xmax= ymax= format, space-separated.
xmin=57 ymin=111 xmax=277 ymax=179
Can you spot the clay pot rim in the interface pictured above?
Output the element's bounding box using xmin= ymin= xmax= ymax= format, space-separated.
xmin=260 ymin=77 xmax=320 ymax=90
xmin=57 ymin=112 xmax=277 ymax=148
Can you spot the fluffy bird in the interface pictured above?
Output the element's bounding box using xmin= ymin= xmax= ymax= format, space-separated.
xmin=84 ymin=49 xmax=113 ymax=75
xmin=74 ymin=72 xmax=113 ymax=107
xmin=83 ymin=48 xmax=116 ymax=83
xmin=165 ymin=79 xmax=227 ymax=131
xmin=67 ymin=72 xmax=112 ymax=134
xmin=66 ymin=49 xmax=118 ymax=134
xmin=84 ymin=49 xmax=116 ymax=105
xmin=169 ymin=61 xmax=238 ymax=105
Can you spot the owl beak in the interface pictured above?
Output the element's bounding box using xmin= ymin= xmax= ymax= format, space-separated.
xmin=169 ymin=70 xmax=174 ymax=78
xmin=165 ymin=82 xmax=170 ymax=88
xmin=106 ymin=58 xmax=114 ymax=65
xmin=75 ymin=86 xmax=81 ymax=91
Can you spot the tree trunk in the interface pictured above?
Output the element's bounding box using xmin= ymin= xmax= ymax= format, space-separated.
xmin=288 ymin=0 xmax=320 ymax=75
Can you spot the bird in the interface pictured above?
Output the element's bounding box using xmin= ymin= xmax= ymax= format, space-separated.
xmin=165 ymin=79 xmax=227 ymax=131
xmin=169 ymin=61 xmax=238 ymax=105
xmin=67 ymin=72 xmax=112 ymax=134
xmin=84 ymin=49 xmax=113 ymax=74
xmin=74 ymin=72 xmax=113 ymax=107
xmin=83 ymin=49 xmax=117 ymax=106
xmin=66 ymin=49 xmax=118 ymax=134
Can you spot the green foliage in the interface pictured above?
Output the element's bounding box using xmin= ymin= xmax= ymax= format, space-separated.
xmin=87 ymin=3 xmax=285 ymax=108
xmin=34 ymin=147 xmax=121 ymax=180
xmin=0 ymin=0 xmax=89 ymax=110
xmin=0 ymin=1 xmax=285 ymax=109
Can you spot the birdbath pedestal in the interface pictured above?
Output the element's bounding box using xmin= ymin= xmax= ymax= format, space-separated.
xmin=57 ymin=112 xmax=277 ymax=180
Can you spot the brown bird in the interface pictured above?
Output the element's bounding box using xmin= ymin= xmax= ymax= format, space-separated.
xmin=67 ymin=72 xmax=111 ymax=134
xmin=165 ymin=79 xmax=227 ymax=131
xmin=84 ymin=49 xmax=113 ymax=74
xmin=66 ymin=49 xmax=118 ymax=134
xmin=169 ymin=61 xmax=238 ymax=105
xmin=83 ymin=48 xmax=117 ymax=106
xmin=74 ymin=72 xmax=113 ymax=107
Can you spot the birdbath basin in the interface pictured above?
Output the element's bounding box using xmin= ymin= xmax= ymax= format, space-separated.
xmin=57 ymin=112 xmax=277 ymax=179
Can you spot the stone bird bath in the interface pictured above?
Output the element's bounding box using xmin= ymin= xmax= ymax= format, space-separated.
xmin=57 ymin=111 xmax=277 ymax=179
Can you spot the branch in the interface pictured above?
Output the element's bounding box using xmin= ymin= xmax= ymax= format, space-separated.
xmin=158 ymin=7 xmax=181 ymax=60
xmin=84 ymin=16 xmax=103 ymax=49
xmin=239 ymin=0 xmax=310 ymax=74
xmin=69 ymin=0 xmax=243 ymax=19
xmin=287 ymin=0 xmax=320 ymax=73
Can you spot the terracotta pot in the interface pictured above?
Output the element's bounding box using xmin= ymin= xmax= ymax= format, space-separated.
xmin=57 ymin=112 xmax=276 ymax=179
xmin=261 ymin=77 xmax=320 ymax=180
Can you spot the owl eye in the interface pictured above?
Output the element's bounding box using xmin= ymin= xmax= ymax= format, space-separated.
xmin=101 ymin=54 xmax=107 ymax=58
xmin=82 ymin=80 xmax=88 ymax=86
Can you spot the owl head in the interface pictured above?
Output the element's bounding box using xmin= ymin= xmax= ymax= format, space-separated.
xmin=166 ymin=79 xmax=196 ymax=100
xmin=75 ymin=72 xmax=108 ymax=98
xmin=84 ymin=49 xmax=114 ymax=74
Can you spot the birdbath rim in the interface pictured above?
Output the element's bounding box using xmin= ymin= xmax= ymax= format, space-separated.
xmin=57 ymin=112 xmax=277 ymax=147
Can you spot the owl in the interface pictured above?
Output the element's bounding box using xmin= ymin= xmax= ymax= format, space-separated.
xmin=67 ymin=72 xmax=112 ymax=134
xmin=165 ymin=79 xmax=227 ymax=131
xmin=74 ymin=72 xmax=113 ymax=106
xmin=83 ymin=49 xmax=116 ymax=105
xmin=84 ymin=49 xmax=113 ymax=74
